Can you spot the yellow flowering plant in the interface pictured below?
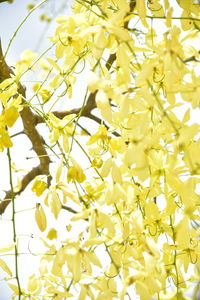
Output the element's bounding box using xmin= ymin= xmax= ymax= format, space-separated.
xmin=0 ymin=0 xmax=200 ymax=299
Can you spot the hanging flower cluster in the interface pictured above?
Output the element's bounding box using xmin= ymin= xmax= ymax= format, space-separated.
xmin=0 ymin=0 xmax=200 ymax=299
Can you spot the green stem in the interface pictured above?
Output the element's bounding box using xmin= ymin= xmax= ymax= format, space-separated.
xmin=7 ymin=148 xmax=21 ymax=299
xmin=130 ymin=12 xmax=200 ymax=23
xmin=19 ymin=43 xmax=56 ymax=80
xmin=46 ymin=51 xmax=87 ymax=114
xmin=4 ymin=0 xmax=48 ymax=58
xmin=170 ymin=215 xmax=179 ymax=297
xmin=147 ymin=79 xmax=178 ymax=134
xmin=68 ymin=88 xmax=89 ymax=156
xmin=74 ymin=137 xmax=103 ymax=181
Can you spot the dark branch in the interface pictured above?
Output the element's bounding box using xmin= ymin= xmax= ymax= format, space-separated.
xmin=0 ymin=166 xmax=42 ymax=213
xmin=0 ymin=39 xmax=51 ymax=214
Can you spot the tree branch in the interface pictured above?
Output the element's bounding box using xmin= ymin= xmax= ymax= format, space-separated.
xmin=0 ymin=39 xmax=51 ymax=214
xmin=0 ymin=166 xmax=41 ymax=214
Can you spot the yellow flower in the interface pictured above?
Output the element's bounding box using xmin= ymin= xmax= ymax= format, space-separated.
xmin=0 ymin=127 xmax=13 ymax=151
xmin=32 ymin=178 xmax=47 ymax=196
xmin=67 ymin=166 xmax=86 ymax=183
xmin=2 ymin=106 xmax=19 ymax=127
xmin=47 ymin=228 xmax=57 ymax=240
xmin=48 ymin=112 xmax=76 ymax=153
xmin=38 ymin=88 xmax=52 ymax=103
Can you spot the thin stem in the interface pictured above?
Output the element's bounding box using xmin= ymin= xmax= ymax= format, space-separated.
xmin=62 ymin=205 xmax=78 ymax=214
xmin=74 ymin=137 xmax=103 ymax=181
xmin=74 ymin=0 xmax=107 ymax=19
xmin=4 ymin=0 xmax=48 ymax=58
xmin=46 ymin=51 xmax=87 ymax=114
xmin=19 ymin=43 xmax=56 ymax=80
xmin=7 ymin=148 xmax=21 ymax=299
xmin=68 ymin=89 xmax=89 ymax=156
xmin=130 ymin=12 xmax=200 ymax=23
xmin=170 ymin=215 xmax=179 ymax=296
xmin=147 ymin=80 xmax=179 ymax=134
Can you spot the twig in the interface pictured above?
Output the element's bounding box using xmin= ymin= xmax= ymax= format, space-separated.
xmin=87 ymin=113 xmax=120 ymax=137
xmin=61 ymin=205 xmax=78 ymax=214
xmin=0 ymin=166 xmax=42 ymax=213
xmin=76 ymin=123 xmax=91 ymax=136
xmin=10 ymin=131 xmax=25 ymax=138
xmin=183 ymin=55 xmax=200 ymax=63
